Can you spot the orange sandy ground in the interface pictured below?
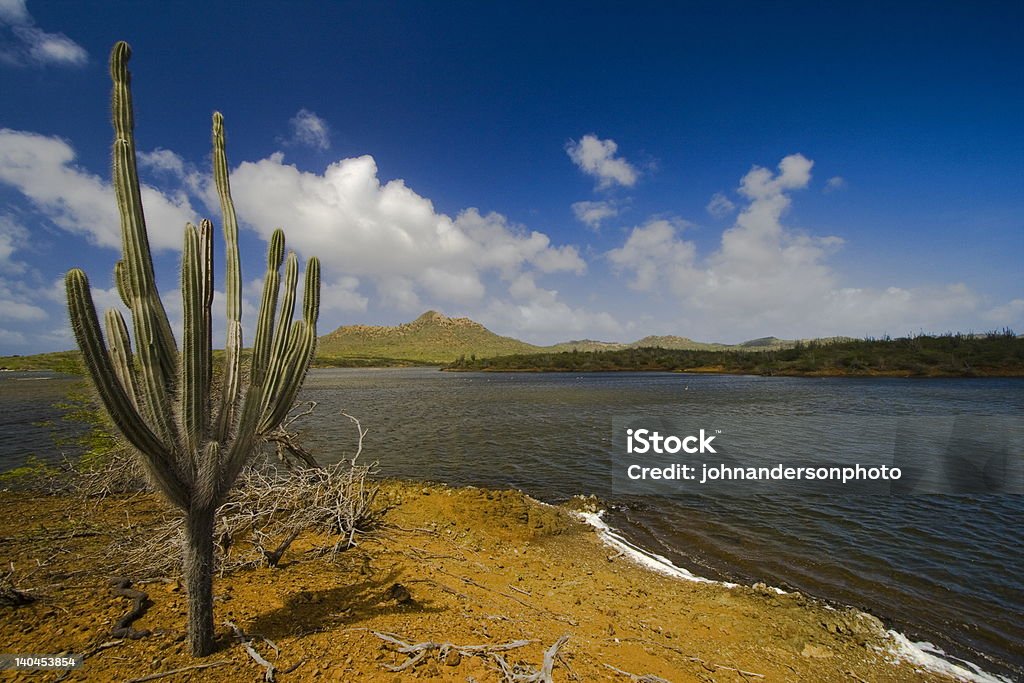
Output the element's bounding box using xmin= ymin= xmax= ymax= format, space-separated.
xmin=0 ymin=482 xmax=951 ymax=682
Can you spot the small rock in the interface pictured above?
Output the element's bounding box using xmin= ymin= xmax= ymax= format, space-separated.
xmin=384 ymin=583 xmax=412 ymax=604
xmin=801 ymin=643 xmax=833 ymax=659
xmin=444 ymin=649 xmax=461 ymax=666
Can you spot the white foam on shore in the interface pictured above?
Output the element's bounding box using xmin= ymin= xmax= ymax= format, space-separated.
xmin=886 ymin=631 xmax=1013 ymax=683
xmin=572 ymin=509 xmax=734 ymax=587
xmin=572 ymin=509 xmax=1011 ymax=683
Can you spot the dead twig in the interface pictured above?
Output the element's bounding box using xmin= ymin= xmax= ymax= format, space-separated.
xmin=0 ymin=566 xmax=35 ymax=606
xmin=604 ymin=663 xmax=672 ymax=683
xmin=491 ymin=634 xmax=570 ymax=683
xmin=109 ymin=577 xmax=150 ymax=639
xmin=124 ymin=660 xmax=231 ymax=683
xmin=371 ymin=631 xmax=533 ymax=673
xmin=434 ymin=568 xmax=578 ymax=626
xmin=226 ymin=620 xmax=278 ymax=682
xmin=609 ymin=637 xmax=764 ymax=679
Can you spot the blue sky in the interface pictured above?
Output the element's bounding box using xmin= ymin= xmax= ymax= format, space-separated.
xmin=1 ymin=0 xmax=1021 ymax=352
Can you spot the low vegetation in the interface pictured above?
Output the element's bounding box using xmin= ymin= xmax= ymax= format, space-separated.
xmin=0 ymin=351 xmax=83 ymax=374
xmin=445 ymin=330 xmax=1024 ymax=377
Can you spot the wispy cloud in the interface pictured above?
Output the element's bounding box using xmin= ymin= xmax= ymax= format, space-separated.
xmin=0 ymin=0 xmax=87 ymax=67
xmin=566 ymin=134 xmax=638 ymax=189
xmin=705 ymin=192 xmax=736 ymax=219
xmin=572 ymin=200 xmax=618 ymax=230
xmin=288 ymin=109 xmax=331 ymax=151
xmin=824 ymin=176 xmax=847 ymax=193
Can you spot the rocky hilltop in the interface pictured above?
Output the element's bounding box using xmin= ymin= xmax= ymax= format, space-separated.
xmin=318 ymin=311 xmax=541 ymax=363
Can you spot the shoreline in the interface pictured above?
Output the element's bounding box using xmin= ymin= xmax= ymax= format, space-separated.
xmin=572 ymin=505 xmax=1011 ymax=683
xmin=441 ymin=366 xmax=1024 ymax=378
xmin=0 ymin=481 xmax=1012 ymax=682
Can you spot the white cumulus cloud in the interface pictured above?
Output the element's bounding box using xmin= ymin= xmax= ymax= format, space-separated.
xmin=0 ymin=1 xmax=87 ymax=67
xmin=225 ymin=152 xmax=585 ymax=313
xmin=483 ymin=272 xmax=622 ymax=342
xmin=566 ymin=134 xmax=638 ymax=189
xmin=0 ymin=129 xmax=198 ymax=250
xmin=607 ymin=153 xmax=1013 ymax=340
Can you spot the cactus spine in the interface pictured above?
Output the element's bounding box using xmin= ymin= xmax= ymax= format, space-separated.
xmin=64 ymin=42 xmax=321 ymax=657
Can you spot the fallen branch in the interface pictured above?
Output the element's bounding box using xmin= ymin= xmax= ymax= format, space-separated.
xmin=226 ymin=620 xmax=277 ymax=682
xmin=0 ymin=566 xmax=35 ymax=607
xmin=609 ymin=637 xmax=764 ymax=679
xmin=492 ymin=634 xmax=569 ymax=683
xmin=435 ymin=568 xmax=578 ymax=625
xmin=604 ymin=663 xmax=672 ymax=683
xmin=371 ymin=631 xmax=532 ymax=673
xmin=125 ymin=660 xmax=230 ymax=683
xmin=108 ymin=577 xmax=150 ymax=638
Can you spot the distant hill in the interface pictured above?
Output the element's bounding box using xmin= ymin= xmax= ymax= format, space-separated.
xmin=317 ymin=310 xmax=542 ymax=363
xmin=316 ymin=311 xmax=858 ymax=364
xmin=627 ymin=335 xmax=730 ymax=351
xmin=545 ymin=340 xmax=627 ymax=353
xmin=0 ymin=312 xmax=901 ymax=370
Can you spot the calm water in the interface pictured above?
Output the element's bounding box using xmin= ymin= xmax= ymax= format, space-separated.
xmin=3 ymin=368 xmax=1022 ymax=679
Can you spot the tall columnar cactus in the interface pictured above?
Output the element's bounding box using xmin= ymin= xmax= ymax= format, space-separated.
xmin=65 ymin=42 xmax=321 ymax=656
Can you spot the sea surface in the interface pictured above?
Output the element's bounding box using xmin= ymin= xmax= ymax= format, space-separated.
xmin=2 ymin=368 xmax=1022 ymax=679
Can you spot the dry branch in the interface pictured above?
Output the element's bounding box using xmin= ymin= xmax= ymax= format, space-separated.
xmin=105 ymin=409 xmax=380 ymax=578
xmin=124 ymin=660 xmax=230 ymax=683
xmin=604 ymin=663 xmax=672 ymax=683
xmin=108 ymin=577 xmax=150 ymax=638
xmin=609 ymin=637 xmax=764 ymax=679
xmin=0 ymin=566 xmax=35 ymax=606
xmin=371 ymin=631 xmax=534 ymax=674
xmin=491 ymin=634 xmax=570 ymax=683
xmin=226 ymin=620 xmax=278 ymax=682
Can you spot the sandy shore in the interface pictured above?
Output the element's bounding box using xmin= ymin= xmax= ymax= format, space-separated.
xmin=0 ymin=482 xmax=982 ymax=682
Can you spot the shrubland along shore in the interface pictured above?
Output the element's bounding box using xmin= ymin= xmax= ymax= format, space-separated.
xmin=0 ymin=480 xmax=975 ymax=682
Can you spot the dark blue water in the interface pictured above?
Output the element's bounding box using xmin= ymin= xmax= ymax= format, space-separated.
xmin=3 ymin=368 xmax=1022 ymax=678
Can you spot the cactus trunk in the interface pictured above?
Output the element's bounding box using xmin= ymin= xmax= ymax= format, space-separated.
xmin=64 ymin=42 xmax=322 ymax=657
xmin=183 ymin=506 xmax=216 ymax=656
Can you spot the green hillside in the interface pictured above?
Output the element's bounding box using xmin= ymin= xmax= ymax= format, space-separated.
xmin=316 ymin=310 xmax=542 ymax=364
xmin=627 ymin=335 xmax=730 ymax=351
xmin=545 ymin=339 xmax=627 ymax=353
xmin=446 ymin=331 xmax=1024 ymax=377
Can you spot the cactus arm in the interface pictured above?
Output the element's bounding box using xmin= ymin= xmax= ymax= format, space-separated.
xmin=217 ymin=377 xmax=265 ymax=500
xmin=212 ymin=112 xmax=242 ymax=441
xmin=114 ymin=259 xmax=131 ymax=308
xmin=104 ymin=308 xmax=139 ymax=411
xmin=181 ymin=222 xmax=212 ymax=463
xmin=259 ymin=320 xmax=317 ymax=434
xmin=194 ymin=442 xmax=220 ymax=516
xmin=109 ymin=42 xmax=178 ymax=389
xmin=303 ymin=257 xmax=320 ymax=327
xmin=250 ymin=230 xmax=285 ymax=385
xmin=258 ymin=251 xmax=299 ymax=418
xmin=66 ymin=269 xmax=189 ymax=510
xmin=198 ymin=219 xmax=214 ymax=404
